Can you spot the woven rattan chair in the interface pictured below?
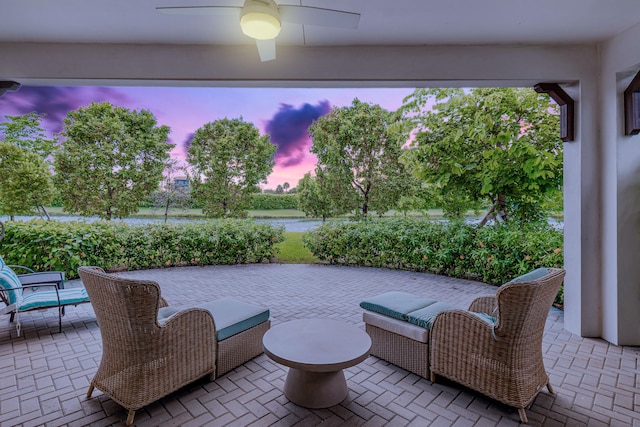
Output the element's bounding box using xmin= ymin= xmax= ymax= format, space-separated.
xmin=78 ymin=266 xmax=268 ymax=426
xmin=429 ymin=268 xmax=566 ymax=424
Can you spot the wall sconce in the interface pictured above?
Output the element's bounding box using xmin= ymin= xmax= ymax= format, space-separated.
xmin=0 ymin=81 xmax=21 ymax=99
xmin=624 ymin=70 xmax=640 ymax=136
xmin=534 ymin=83 xmax=575 ymax=142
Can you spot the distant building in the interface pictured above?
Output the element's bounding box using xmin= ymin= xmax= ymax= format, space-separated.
xmin=173 ymin=175 xmax=189 ymax=189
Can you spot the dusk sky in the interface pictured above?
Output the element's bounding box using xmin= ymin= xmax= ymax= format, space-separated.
xmin=0 ymin=86 xmax=415 ymax=189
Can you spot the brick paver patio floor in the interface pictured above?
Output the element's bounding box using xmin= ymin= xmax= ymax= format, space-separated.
xmin=1 ymin=264 xmax=638 ymax=426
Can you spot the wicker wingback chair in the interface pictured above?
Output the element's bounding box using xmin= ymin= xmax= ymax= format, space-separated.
xmin=429 ymin=268 xmax=565 ymax=424
xmin=78 ymin=267 xmax=217 ymax=426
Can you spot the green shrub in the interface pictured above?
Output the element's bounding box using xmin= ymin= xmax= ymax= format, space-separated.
xmin=250 ymin=194 xmax=299 ymax=210
xmin=0 ymin=219 xmax=284 ymax=279
xmin=303 ymin=218 xmax=564 ymax=304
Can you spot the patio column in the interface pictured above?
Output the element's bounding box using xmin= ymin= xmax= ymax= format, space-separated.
xmin=598 ymin=22 xmax=640 ymax=346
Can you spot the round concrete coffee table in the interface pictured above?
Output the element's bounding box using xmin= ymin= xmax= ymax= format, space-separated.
xmin=262 ymin=318 xmax=372 ymax=408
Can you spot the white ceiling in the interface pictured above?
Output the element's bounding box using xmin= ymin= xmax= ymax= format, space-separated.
xmin=2 ymin=0 xmax=640 ymax=48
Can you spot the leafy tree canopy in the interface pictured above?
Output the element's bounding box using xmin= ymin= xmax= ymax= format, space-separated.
xmin=400 ymin=88 xmax=563 ymax=223
xmin=297 ymin=172 xmax=340 ymax=221
xmin=0 ymin=142 xmax=54 ymax=220
xmin=54 ymin=102 xmax=172 ymax=220
xmin=309 ymin=98 xmax=411 ymax=217
xmin=0 ymin=112 xmax=56 ymax=159
xmin=187 ymin=117 xmax=276 ymax=218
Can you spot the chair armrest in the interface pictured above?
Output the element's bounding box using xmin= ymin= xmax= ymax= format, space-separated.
xmin=18 ymin=271 xmax=65 ymax=288
xmin=9 ymin=265 xmax=35 ymax=274
xmin=159 ymin=296 xmax=169 ymax=308
xmin=2 ymin=283 xmax=60 ymax=291
xmin=155 ymin=308 xmax=218 ymax=377
xmin=468 ymin=295 xmax=497 ymax=315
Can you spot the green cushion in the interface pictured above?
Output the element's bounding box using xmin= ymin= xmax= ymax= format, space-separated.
xmin=360 ymin=291 xmax=437 ymax=320
xmin=0 ymin=265 xmax=23 ymax=305
xmin=508 ymin=268 xmax=549 ymax=284
xmin=406 ymin=301 xmax=455 ymax=329
xmin=199 ymin=298 xmax=269 ymax=341
xmin=19 ymin=288 xmax=90 ymax=311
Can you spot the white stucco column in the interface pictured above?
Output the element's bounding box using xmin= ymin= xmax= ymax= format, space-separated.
xmin=599 ymin=22 xmax=640 ymax=345
xmin=562 ymin=75 xmax=604 ymax=339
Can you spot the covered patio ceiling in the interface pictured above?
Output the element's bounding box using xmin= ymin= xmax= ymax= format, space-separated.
xmin=3 ymin=0 xmax=640 ymax=49
xmin=1 ymin=0 xmax=640 ymax=87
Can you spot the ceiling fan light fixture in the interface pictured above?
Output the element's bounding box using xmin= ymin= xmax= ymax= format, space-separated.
xmin=240 ymin=1 xmax=281 ymax=40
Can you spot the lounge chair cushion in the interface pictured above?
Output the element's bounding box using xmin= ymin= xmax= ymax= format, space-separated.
xmin=200 ymin=298 xmax=270 ymax=341
xmin=363 ymin=310 xmax=430 ymax=343
xmin=406 ymin=301 xmax=455 ymax=329
xmin=157 ymin=299 xmax=269 ymax=341
xmin=19 ymin=288 xmax=90 ymax=311
xmin=508 ymin=268 xmax=549 ymax=284
xmin=359 ymin=291 xmax=437 ymax=320
xmin=0 ymin=266 xmax=23 ymax=305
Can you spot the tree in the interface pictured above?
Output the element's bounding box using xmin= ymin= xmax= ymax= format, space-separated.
xmin=309 ymin=98 xmax=410 ymax=217
xmin=0 ymin=142 xmax=54 ymax=220
xmin=54 ymin=102 xmax=172 ymax=220
xmin=0 ymin=112 xmax=58 ymax=219
xmin=0 ymin=112 xmax=56 ymax=159
xmin=296 ymin=172 xmax=338 ymax=221
xmin=275 ymin=184 xmax=284 ymax=194
xmin=187 ymin=118 xmax=276 ymax=218
xmin=283 ymin=182 xmax=290 ymax=193
xmin=400 ymin=88 xmax=563 ymax=223
xmin=151 ymin=158 xmax=191 ymax=223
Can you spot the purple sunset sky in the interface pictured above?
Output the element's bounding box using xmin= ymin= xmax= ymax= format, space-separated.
xmin=0 ymin=86 xmax=414 ymax=189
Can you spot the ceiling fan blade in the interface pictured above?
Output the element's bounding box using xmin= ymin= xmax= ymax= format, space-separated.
xmin=256 ymin=38 xmax=276 ymax=62
xmin=156 ymin=6 xmax=241 ymax=16
xmin=279 ymin=6 xmax=360 ymax=29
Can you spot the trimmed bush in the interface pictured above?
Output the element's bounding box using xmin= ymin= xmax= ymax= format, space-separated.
xmin=0 ymin=219 xmax=284 ymax=279
xmin=303 ymin=218 xmax=564 ymax=304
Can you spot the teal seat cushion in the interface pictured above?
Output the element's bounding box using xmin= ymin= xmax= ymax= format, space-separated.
xmin=360 ymin=291 xmax=437 ymax=320
xmin=157 ymin=306 xmax=182 ymax=323
xmin=199 ymin=297 xmax=269 ymax=341
xmin=0 ymin=266 xmax=24 ymax=305
xmin=19 ymin=288 xmax=90 ymax=311
xmin=471 ymin=312 xmax=497 ymax=325
xmin=406 ymin=301 xmax=455 ymax=329
xmin=508 ymin=268 xmax=549 ymax=284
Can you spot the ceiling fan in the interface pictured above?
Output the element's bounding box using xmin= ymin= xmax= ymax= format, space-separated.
xmin=156 ymin=0 xmax=361 ymax=62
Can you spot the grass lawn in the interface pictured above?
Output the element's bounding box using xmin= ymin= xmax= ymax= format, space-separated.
xmin=274 ymin=232 xmax=320 ymax=264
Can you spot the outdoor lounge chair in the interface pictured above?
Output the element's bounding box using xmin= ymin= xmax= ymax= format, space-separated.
xmin=0 ymin=255 xmax=89 ymax=336
xmin=78 ymin=266 xmax=270 ymax=426
xmin=429 ymin=267 xmax=566 ymax=424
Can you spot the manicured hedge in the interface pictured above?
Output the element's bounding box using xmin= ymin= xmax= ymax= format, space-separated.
xmin=249 ymin=194 xmax=299 ymax=210
xmin=0 ymin=219 xmax=284 ymax=279
xmin=303 ymin=218 xmax=564 ymax=304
